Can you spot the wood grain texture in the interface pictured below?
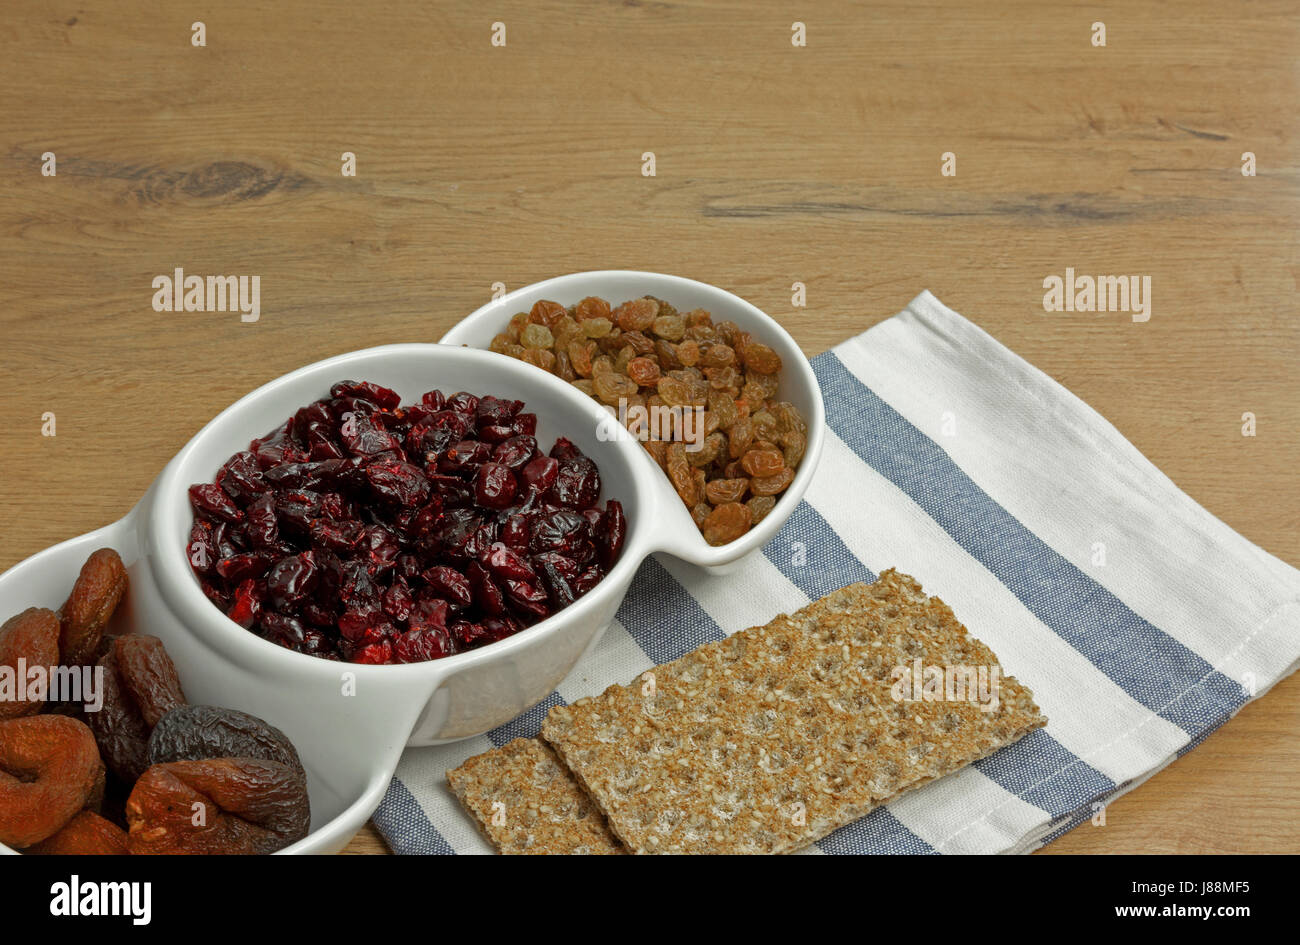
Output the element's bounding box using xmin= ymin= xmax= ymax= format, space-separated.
xmin=0 ymin=0 xmax=1295 ymax=855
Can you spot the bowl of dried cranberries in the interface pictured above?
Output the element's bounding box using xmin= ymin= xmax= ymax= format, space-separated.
xmin=440 ymin=271 xmax=825 ymax=575
xmin=149 ymin=343 xmax=665 ymax=749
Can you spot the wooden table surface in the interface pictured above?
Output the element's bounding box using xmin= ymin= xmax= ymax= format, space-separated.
xmin=1 ymin=0 xmax=1295 ymax=855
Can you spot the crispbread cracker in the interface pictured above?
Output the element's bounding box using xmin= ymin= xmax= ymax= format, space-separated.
xmin=446 ymin=737 xmax=623 ymax=854
xmin=542 ymin=569 xmax=1046 ymax=854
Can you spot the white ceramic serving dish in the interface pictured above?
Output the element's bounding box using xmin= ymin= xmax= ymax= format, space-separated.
xmin=0 ymin=272 xmax=823 ymax=854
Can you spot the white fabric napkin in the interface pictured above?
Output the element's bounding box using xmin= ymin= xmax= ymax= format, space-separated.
xmin=374 ymin=290 xmax=1300 ymax=854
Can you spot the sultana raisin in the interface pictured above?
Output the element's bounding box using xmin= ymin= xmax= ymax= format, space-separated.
xmin=520 ymin=323 xmax=555 ymax=349
xmin=705 ymin=478 xmax=749 ymax=505
xmin=665 ymin=443 xmax=699 ymax=506
xmin=626 ymin=356 xmax=661 ymax=387
xmin=740 ymin=448 xmax=786 ymax=478
xmin=574 ymin=296 xmax=612 ymax=322
xmin=729 ymin=417 xmax=756 ymax=458
xmin=749 ymin=466 xmax=796 ymax=496
xmin=613 ymin=298 xmax=659 ymax=331
xmin=742 ymin=341 xmax=782 ymax=374
xmin=582 ymin=316 xmax=613 ymax=338
xmin=747 ymin=495 xmax=777 ymax=523
xmin=529 ymin=300 xmax=566 ymax=328
xmin=691 ymin=503 xmax=711 ymax=529
xmin=651 ymin=314 xmax=686 ymax=341
xmin=701 ymin=502 xmax=752 ymax=546
xmin=520 ymin=347 xmax=557 ymax=372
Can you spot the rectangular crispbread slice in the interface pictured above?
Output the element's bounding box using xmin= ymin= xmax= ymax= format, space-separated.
xmin=541 ymin=569 xmax=1047 ymax=854
xmin=446 ymin=736 xmax=623 ymax=854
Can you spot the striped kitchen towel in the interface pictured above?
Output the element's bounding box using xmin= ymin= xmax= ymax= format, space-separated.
xmin=374 ymin=290 xmax=1300 ymax=854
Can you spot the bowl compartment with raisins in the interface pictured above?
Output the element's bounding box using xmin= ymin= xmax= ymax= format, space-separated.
xmin=489 ymin=295 xmax=809 ymax=546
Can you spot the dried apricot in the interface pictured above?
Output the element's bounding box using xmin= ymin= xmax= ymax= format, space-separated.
xmin=115 ymin=635 xmax=187 ymax=728
xmin=25 ymin=810 xmax=128 ymax=855
xmin=148 ymin=705 xmax=305 ymax=785
xmin=60 ymin=548 xmax=127 ymax=666
xmin=126 ymin=757 xmax=310 ymax=855
xmin=0 ymin=715 xmax=104 ymax=848
xmin=0 ymin=608 xmax=60 ymax=719
xmin=88 ymin=635 xmax=186 ymax=783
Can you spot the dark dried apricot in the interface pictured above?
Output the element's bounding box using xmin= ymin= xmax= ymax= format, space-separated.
xmin=25 ymin=810 xmax=128 ymax=855
xmin=0 ymin=608 xmax=60 ymax=719
xmin=148 ymin=705 xmax=305 ymax=785
xmin=87 ymin=636 xmax=186 ymax=783
xmin=0 ymin=715 xmax=104 ymax=848
xmin=60 ymin=549 xmax=127 ymax=666
xmin=126 ymin=757 xmax=310 ymax=855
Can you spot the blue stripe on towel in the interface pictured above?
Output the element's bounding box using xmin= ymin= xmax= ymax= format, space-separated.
xmin=616 ymin=554 xmax=726 ymax=663
xmin=763 ymin=499 xmax=878 ymax=598
xmin=973 ymin=728 xmax=1113 ymax=815
xmin=373 ymin=778 xmax=456 ymax=855
xmin=820 ymin=808 xmax=939 ymax=855
xmin=814 ymin=353 xmax=1246 ymax=735
xmin=488 ymin=690 xmax=566 ymax=746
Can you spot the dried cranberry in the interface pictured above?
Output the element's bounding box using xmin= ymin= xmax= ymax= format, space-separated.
xmin=475 ymin=395 xmax=523 ymax=426
xmin=215 ymin=551 xmax=271 ymax=584
xmin=597 ymin=500 xmax=626 ymax=568
xmin=331 ymin=380 xmax=401 ymax=410
xmin=520 ymin=456 xmax=560 ymax=493
xmin=423 ymin=566 xmax=473 ymax=608
xmin=365 ymin=461 xmax=430 ymax=507
xmin=492 ymin=435 xmax=537 ymax=471
xmin=467 ymin=562 xmax=506 ymax=616
xmin=474 ymin=463 xmax=518 ymax=509
xmin=394 ymin=627 xmax=454 ymax=662
xmin=548 ymin=457 xmax=601 ymax=509
xmin=190 ymin=484 xmax=244 ymax=524
xmin=549 ymin=437 xmax=583 ymax=461
xmin=217 ymin=451 xmax=267 ymax=500
xmin=446 ymin=392 xmax=479 ymax=414
xmin=504 ymin=580 xmax=550 ymax=620
xmin=266 ymin=553 xmax=319 ymax=610
xmin=227 ymin=580 xmax=264 ymax=628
